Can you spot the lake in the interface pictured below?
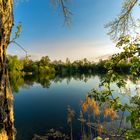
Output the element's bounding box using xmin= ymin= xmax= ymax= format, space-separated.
xmin=13 ymin=74 xmax=137 ymax=140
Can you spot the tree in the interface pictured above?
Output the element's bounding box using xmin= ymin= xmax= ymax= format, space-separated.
xmin=39 ymin=56 xmax=51 ymax=67
xmin=66 ymin=57 xmax=71 ymax=65
xmin=8 ymin=55 xmax=23 ymax=72
xmin=94 ymin=0 xmax=140 ymax=138
xmin=0 ymin=0 xmax=72 ymax=139
xmin=0 ymin=1 xmax=15 ymax=139
xmin=0 ymin=0 xmax=140 ymax=139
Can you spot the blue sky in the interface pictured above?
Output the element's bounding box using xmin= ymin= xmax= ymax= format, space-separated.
xmin=8 ymin=0 xmax=127 ymax=61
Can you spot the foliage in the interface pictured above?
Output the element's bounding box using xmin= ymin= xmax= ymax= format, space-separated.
xmin=83 ymin=35 xmax=140 ymax=139
xmin=8 ymin=55 xmax=24 ymax=73
xmin=61 ymin=35 xmax=140 ymax=139
xmin=52 ymin=58 xmax=132 ymax=75
xmin=104 ymin=0 xmax=140 ymax=139
xmin=8 ymin=54 xmax=134 ymax=77
xmin=125 ymin=96 xmax=140 ymax=139
xmin=12 ymin=22 xmax=22 ymax=41
xmin=4 ymin=1 xmax=140 ymax=139
xmin=9 ymin=71 xmax=25 ymax=93
xmin=22 ymin=56 xmax=55 ymax=74
xmin=105 ymin=0 xmax=139 ymax=40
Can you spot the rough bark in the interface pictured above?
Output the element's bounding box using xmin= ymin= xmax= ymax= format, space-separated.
xmin=0 ymin=0 xmax=15 ymax=140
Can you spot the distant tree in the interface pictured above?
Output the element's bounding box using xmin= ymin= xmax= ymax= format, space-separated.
xmin=8 ymin=55 xmax=23 ymax=72
xmin=66 ymin=58 xmax=71 ymax=65
xmin=40 ymin=56 xmax=51 ymax=66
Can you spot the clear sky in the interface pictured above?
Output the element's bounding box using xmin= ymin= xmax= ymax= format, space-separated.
xmin=8 ymin=0 xmax=128 ymax=61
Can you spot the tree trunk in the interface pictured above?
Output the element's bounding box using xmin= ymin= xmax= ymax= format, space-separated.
xmin=0 ymin=0 xmax=15 ymax=140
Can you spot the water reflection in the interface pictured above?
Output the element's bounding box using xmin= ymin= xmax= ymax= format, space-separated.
xmin=10 ymin=73 xmax=105 ymax=92
xmin=5 ymin=73 xmax=140 ymax=139
xmin=10 ymin=73 xmax=135 ymax=92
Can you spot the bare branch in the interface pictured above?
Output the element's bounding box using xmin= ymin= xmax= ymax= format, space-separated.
xmin=51 ymin=0 xmax=73 ymax=26
xmin=9 ymin=40 xmax=29 ymax=59
xmin=105 ymin=0 xmax=139 ymax=41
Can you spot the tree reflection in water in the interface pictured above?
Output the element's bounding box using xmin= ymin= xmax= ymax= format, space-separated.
xmin=10 ymin=73 xmax=102 ymax=92
xmin=4 ymin=73 xmax=140 ymax=139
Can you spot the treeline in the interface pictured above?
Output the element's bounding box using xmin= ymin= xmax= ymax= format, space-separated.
xmin=7 ymin=55 xmax=132 ymax=76
xmin=7 ymin=55 xmax=134 ymax=92
xmin=7 ymin=55 xmax=55 ymax=75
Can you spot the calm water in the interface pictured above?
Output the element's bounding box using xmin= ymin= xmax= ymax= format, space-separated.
xmin=13 ymin=74 xmax=136 ymax=140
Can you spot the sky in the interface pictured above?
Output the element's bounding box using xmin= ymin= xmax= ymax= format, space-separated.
xmin=7 ymin=0 xmax=135 ymax=61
